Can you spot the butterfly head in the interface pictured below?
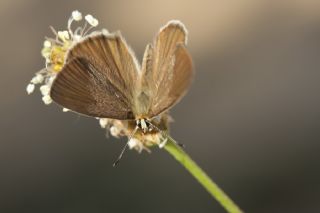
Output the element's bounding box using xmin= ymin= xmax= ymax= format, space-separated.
xmin=136 ymin=118 xmax=152 ymax=134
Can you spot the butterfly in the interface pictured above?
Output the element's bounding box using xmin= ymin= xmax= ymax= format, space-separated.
xmin=50 ymin=20 xmax=194 ymax=164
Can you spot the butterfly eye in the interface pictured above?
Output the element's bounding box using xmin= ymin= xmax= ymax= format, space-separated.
xmin=136 ymin=120 xmax=142 ymax=129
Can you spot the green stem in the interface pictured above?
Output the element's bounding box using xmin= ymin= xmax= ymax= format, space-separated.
xmin=164 ymin=136 xmax=243 ymax=213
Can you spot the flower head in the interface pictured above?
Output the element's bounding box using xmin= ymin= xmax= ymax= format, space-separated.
xmin=98 ymin=113 xmax=172 ymax=152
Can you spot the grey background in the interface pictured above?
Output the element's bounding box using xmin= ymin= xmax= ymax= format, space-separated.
xmin=1 ymin=0 xmax=320 ymax=212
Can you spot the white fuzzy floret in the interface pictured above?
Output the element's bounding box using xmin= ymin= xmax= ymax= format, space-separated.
xmin=85 ymin=14 xmax=99 ymax=27
xmin=128 ymin=138 xmax=140 ymax=149
xmin=72 ymin=10 xmax=82 ymax=21
xmin=31 ymin=74 xmax=44 ymax=84
xmin=43 ymin=40 xmax=51 ymax=48
xmin=58 ymin=31 xmax=70 ymax=41
xmin=40 ymin=85 xmax=50 ymax=96
xmin=99 ymin=118 xmax=109 ymax=128
xmin=42 ymin=95 xmax=53 ymax=105
xmin=110 ymin=126 xmax=121 ymax=137
xmin=26 ymin=84 xmax=35 ymax=94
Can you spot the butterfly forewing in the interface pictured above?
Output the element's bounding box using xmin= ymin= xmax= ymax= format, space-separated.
xmin=140 ymin=21 xmax=193 ymax=118
xmin=50 ymin=32 xmax=139 ymax=119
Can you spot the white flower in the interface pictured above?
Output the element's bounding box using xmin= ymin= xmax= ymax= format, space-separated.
xmin=99 ymin=118 xmax=109 ymax=128
xmin=58 ymin=31 xmax=70 ymax=41
xmin=26 ymin=84 xmax=35 ymax=94
xmin=40 ymin=85 xmax=50 ymax=96
xmin=31 ymin=74 xmax=44 ymax=84
xmin=43 ymin=40 xmax=51 ymax=48
xmin=110 ymin=126 xmax=121 ymax=137
xmin=42 ymin=95 xmax=53 ymax=105
xmin=128 ymin=138 xmax=140 ymax=149
xmin=128 ymin=138 xmax=145 ymax=153
xmin=72 ymin=10 xmax=82 ymax=21
xmin=85 ymin=14 xmax=99 ymax=27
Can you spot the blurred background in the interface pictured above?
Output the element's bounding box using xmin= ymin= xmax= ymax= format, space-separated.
xmin=1 ymin=0 xmax=320 ymax=212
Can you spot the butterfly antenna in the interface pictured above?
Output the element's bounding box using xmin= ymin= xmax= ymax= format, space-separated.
xmin=113 ymin=126 xmax=139 ymax=167
xmin=145 ymin=121 xmax=185 ymax=148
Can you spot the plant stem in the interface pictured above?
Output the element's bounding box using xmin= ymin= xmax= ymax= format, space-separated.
xmin=164 ymin=136 xmax=243 ymax=213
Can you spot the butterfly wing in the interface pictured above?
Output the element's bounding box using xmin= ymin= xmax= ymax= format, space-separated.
xmin=140 ymin=21 xmax=193 ymax=118
xmin=50 ymin=32 xmax=140 ymax=119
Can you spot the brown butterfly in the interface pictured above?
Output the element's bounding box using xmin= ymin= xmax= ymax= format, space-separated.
xmin=50 ymin=20 xmax=193 ymax=164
